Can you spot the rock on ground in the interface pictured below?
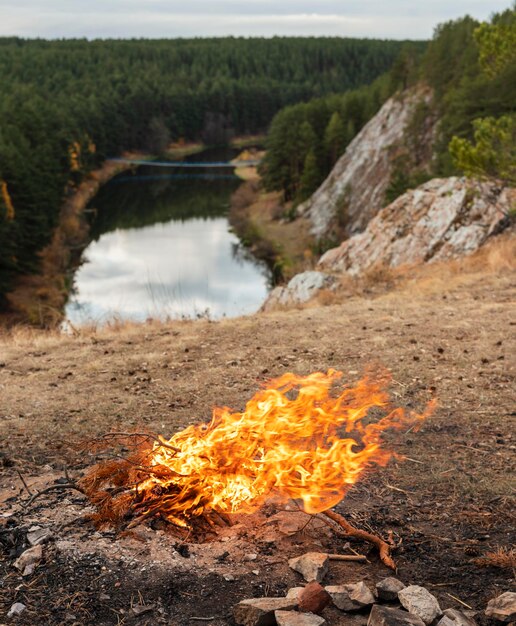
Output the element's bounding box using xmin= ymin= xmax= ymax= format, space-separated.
xmin=234 ymin=598 xmax=298 ymax=626
xmin=319 ymin=178 xmax=512 ymax=276
xmin=298 ymin=581 xmax=331 ymax=614
xmin=286 ymin=588 xmax=305 ymax=602
xmin=368 ymin=605 xmax=426 ymax=626
xmin=443 ymin=608 xmax=477 ymax=626
xmin=7 ymin=602 xmax=27 ymax=618
xmin=298 ymin=86 xmax=435 ymax=240
xmin=376 ymin=578 xmax=406 ymax=602
xmin=275 ymin=610 xmax=327 ymax=626
xmin=13 ymin=544 xmax=43 ymax=577
xmin=398 ymin=586 xmax=442 ymax=625
xmin=262 ymin=271 xmax=335 ymax=311
xmin=485 ymin=592 xmax=516 ymax=623
xmin=288 ymin=552 xmax=329 ymax=583
xmin=27 ymin=526 xmax=53 ymax=546
xmin=325 ymin=581 xmax=375 ymax=611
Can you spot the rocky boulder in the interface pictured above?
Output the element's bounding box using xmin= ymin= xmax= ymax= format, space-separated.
xmin=368 ymin=605 xmax=426 ymax=626
xmin=298 ymin=86 xmax=434 ymax=240
xmin=398 ymin=586 xmax=442 ymax=625
xmin=319 ymin=178 xmax=512 ymax=275
xmin=288 ymin=552 xmax=330 ymax=583
xmin=262 ymin=271 xmax=335 ymax=311
xmin=485 ymin=592 xmax=516 ymax=623
xmin=376 ymin=578 xmax=406 ymax=602
xmin=233 ymin=598 xmax=298 ymax=626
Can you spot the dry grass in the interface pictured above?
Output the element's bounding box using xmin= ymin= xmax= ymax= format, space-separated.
xmin=474 ymin=547 xmax=516 ymax=571
xmin=0 ymin=252 xmax=514 ymax=613
xmin=308 ymin=230 xmax=516 ymax=309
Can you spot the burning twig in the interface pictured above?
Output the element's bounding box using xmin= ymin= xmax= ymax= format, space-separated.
xmin=88 ymin=432 xmax=180 ymax=454
xmin=78 ymin=370 xmax=432 ymax=561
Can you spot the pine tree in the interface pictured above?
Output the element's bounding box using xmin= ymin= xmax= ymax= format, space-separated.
xmin=299 ymin=149 xmax=322 ymax=201
xmin=324 ymin=112 xmax=348 ymax=165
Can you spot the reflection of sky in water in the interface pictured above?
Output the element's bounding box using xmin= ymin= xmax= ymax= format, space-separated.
xmin=66 ymin=217 xmax=270 ymax=324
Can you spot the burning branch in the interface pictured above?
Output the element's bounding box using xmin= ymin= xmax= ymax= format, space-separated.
xmin=79 ymin=370 xmax=433 ymax=563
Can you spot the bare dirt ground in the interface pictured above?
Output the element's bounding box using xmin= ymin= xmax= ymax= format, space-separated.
xmin=0 ymin=239 xmax=515 ymax=625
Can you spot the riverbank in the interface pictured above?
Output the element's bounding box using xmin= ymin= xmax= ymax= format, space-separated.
xmin=2 ymin=142 xmax=215 ymax=328
xmin=1 ymin=155 xmax=149 ymax=328
xmin=229 ymin=177 xmax=315 ymax=281
xmin=1 ymin=139 xmax=265 ymax=328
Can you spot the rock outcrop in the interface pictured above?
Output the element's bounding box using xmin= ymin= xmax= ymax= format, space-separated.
xmin=318 ymin=178 xmax=512 ymax=275
xmin=262 ymin=177 xmax=512 ymax=310
xmin=298 ymin=86 xmax=434 ymax=240
xmin=262 ymin=271 xmax=335 ymax=311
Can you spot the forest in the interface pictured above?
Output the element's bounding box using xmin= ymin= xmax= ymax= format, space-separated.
xmin=0 ymin=36 xmax=407 ymax=305
xmin=259 ymin=7 xmax=516 ymax=204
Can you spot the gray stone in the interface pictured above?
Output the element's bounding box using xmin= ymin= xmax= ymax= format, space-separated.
xmin=326 ymin=582 xmax=375 ymax=611
xmin=437 ymin=617 xmax=455 ymax=626
xmin=298 ymin=87 xmax=435 ymax=240
xmin=262 ymin=272 xmax=335 ymax=311
xmin=7 ymin=602 xmax=27 ymax=617
xmin=223 ymin=573 xmax=236 ymax=582
xmin=275 ymin=610 xmax=326 ymax=626
xmin=13 ymin=544 xmax=43 ymax=576
xmin=485 ymin=592 xmax=516 ymax=623
xmin=443 ymin=608 xmax=477 ymax=626
xmin=27 ymin=527 xmax=53 ymax=546
xmin=289 ymin=552 xmax=329 ymax=583
xmin=368 ymin=604 xmax=426 ymax=626
xmin=376 ymin=578 xmax=406 ymax=602
xmin=398 ymin=586 xmax=442 ymax=625
xmin=233 ymin=598 xmax=298 ymax=626
xmin=318 ymin=178 xmax=512 ymax=276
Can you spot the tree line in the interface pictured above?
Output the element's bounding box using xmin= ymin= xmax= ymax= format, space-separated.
xmin=0 ymin=36 xmax=408 ymax=306
xmin=260 ymin=6 xmax=516 ymax=205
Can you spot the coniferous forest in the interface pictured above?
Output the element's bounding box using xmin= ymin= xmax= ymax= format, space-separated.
xmin=259 ymin=8 xmax=516 ymax=203
xmin=0 ymin=37 xmax=408 ymax=304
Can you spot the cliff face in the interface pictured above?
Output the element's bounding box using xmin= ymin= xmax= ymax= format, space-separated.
xmin=298 ymin=86 xmax=435 ymax=241
xmin=318 ymin=177 xmax=512 ymax=274
xmin=263 ymin=177 xmax=513 ymax=309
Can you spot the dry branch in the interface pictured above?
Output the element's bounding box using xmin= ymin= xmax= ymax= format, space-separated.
xmin=321 ymin=509 xmax=396 ymax=570
xmin=328 ymin=553 xmax=368 ymax=562
xmin=23 ymin=482 xmax=85 ymax=508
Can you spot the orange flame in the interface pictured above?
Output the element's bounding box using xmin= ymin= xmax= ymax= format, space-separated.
xmin=106 ymin=369 xmax=432 ymax=526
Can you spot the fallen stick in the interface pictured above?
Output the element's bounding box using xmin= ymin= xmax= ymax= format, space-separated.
xmin=328 ymin=554 xmax=368 ymax=562
xmin=16 ymin=469 xmax=33 ymax=496
xmin=23 ymin=482 xmax=85 ymax=508
xmin=321 ymin=509 xmax=396 ymax=570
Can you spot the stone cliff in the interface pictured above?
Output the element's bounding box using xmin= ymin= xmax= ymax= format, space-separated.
xmin=297 ymin=86 xmax=435 ymax=241
xmin=264 ymin=178 xmax=513 ymax=309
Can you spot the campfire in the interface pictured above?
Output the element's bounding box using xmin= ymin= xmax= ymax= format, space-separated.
xmin=80 ymin=369 xmax=433 ymax=569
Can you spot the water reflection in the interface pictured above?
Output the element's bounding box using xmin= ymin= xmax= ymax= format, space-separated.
xmin=65 ymin=150 xmax=271 ymax=324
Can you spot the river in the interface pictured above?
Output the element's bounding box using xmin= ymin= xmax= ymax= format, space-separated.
xmin=65 ymin=148 xmax=271 ymax=325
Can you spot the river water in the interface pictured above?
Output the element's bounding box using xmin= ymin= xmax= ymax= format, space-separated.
xmin=65 ymin=148 xmax=271 ymax=325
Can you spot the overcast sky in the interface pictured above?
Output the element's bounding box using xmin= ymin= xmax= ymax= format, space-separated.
xmin=0 ymin=1 xmax=510 ymax=40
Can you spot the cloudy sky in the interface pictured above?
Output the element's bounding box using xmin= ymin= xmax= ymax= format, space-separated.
xmin=0 ymin=1 xmax=510 ymax=39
